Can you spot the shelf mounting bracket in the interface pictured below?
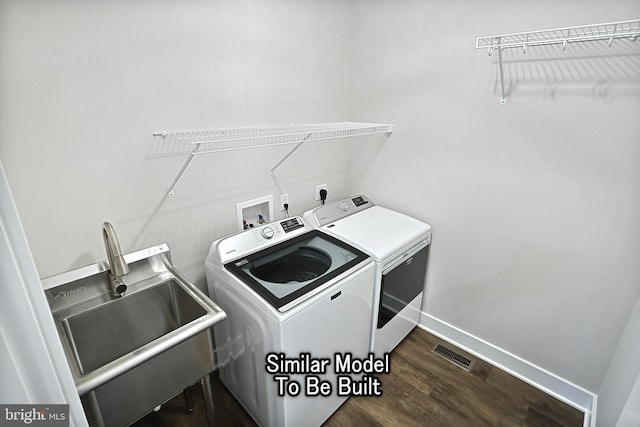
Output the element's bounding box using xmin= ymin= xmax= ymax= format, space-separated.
xmin=497 ymin=38 xmax=507 ymax=104
xmin=166 ymin=143 xmax=202 ymax=197
xmin=269 ymin=133 xmax=313 ymax=177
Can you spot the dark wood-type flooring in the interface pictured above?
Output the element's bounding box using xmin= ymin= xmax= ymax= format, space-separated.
xmin=131 ymin=328 xmax=584 ymax=427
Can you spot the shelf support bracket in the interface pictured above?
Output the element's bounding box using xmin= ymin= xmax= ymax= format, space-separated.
xmin=497 ymin=38 xmax=507 ymax=104
xmin=166 ymin=143 xmax=202 ymax=197
xmin=269 ymin=133 xmax=313 ymax=177
xmin=562 ymin=29 xmax=571 ymax=50
xmin=608 ymin=24 xmax=618 ymax=47
xmin=269 ymin=132 xmax=313 ymax=201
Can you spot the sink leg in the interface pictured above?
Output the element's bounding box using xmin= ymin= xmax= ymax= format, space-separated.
xmin=183 ymin=387 xmax=194 ymax=413
xmin=87 ymin=391 xmax=107 ymax=427
xmin=201 ymin=374 xmax=215 ymax=427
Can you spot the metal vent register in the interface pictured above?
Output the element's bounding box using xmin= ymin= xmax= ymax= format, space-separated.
xmin=432 ymin=344 xmax=474 ymax=371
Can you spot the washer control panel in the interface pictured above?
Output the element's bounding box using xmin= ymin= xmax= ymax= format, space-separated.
xmin=280 ymin=217 xmax=304 ymax=233
xmin=304 ymin=194 xmax=373 ymax=227
xmin=217 ymin=216 xmax=309 ymax=264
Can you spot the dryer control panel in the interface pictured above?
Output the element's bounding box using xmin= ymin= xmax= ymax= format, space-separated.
xmin=304 ymin=194 xmax=374 ymax=227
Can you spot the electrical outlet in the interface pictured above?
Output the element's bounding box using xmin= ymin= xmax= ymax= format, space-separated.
xmin=316 ymin=184 xmax=327 ymax=201
xmin=280 ymin=194 xmax=289 ymax=210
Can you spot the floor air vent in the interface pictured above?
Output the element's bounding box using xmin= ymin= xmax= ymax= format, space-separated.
xmin=432 ymin=344 xmax=473 ymax=371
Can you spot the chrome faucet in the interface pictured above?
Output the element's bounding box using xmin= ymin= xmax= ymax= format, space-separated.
xmin=102 ymin=222 xmax=129 ymax=296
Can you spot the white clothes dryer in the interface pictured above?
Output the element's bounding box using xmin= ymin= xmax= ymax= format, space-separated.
xmin=205 ymin=216 xmax=374 ymax=427
xmin=304 ymin=195 xmax=432 ymax=356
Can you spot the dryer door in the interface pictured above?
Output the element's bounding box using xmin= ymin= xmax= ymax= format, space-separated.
xmin=378 ymin=245 xmax=429 ymax=329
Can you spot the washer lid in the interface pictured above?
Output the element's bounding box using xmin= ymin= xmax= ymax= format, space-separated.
xmin=224 ymin=230 xmax=369 ymax=312
xmin=322 ymin=206 xmax=431 ymax=262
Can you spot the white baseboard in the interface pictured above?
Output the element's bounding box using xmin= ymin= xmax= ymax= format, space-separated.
xmin=419 ymin=312 xmax=598 ymax=427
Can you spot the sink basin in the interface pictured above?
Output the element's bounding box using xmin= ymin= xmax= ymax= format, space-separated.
xmin=63 ymin=278 xmax=206 ymax=375
xmin=42 ymin=243 xmax=226 ymax=427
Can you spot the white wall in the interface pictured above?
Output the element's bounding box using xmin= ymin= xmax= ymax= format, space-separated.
xmin=615 ymin=371 xmax=640 ymax=427
xmin=598 ymin=293 xmax=640 ymax=426
xmin=0 ymin=0 xmax=365 ymax=288
xmin=351 ymin=0 xmax=640 ymax=395
xmin=2 ymin=0 xmax=640 ymax=424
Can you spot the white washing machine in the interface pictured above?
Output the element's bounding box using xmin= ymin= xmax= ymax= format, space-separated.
xmin=205 ymin=216 xmax=375 ymax=427
xmin=304 ymin=195 xmax=432 ymax=356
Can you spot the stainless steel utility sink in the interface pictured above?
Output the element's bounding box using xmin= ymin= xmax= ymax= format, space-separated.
xmin=43 ymin=243 xmax=226 ymax=427
xmin=63 ymin=278 xmax=207 ymax=375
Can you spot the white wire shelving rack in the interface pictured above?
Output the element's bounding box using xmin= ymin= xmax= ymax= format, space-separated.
xmin=475 ymin=19 xmax=640 ymax=104
xmin=153 ymin=122 xmax=394 ymax=197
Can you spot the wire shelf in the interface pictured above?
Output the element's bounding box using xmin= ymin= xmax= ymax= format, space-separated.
xmin=154 ymin=122 xmax=394 ymax=197
xmin=154 ymin=122 xmax=394 ymax=155
xmin=475 ymin=19 xmax=640 ymax=103
xmin=476 ymin=19 xmax=640 ymax=53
